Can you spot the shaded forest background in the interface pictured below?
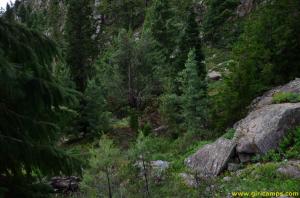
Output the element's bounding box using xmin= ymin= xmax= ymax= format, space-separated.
xmin=0 ymin=0 xmax=300 ymax=197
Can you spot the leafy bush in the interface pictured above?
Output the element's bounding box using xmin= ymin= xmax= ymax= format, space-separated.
xmin=222 ymin=128 xmax=235 ymax=140
xmin=279 ymin=127 xmax=300 ymax=159
xmin=272 ymin=92 xmax=300 ymax=104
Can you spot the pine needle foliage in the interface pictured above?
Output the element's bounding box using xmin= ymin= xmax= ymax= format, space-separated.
xmin=0 ymin=18 xmax=80 ymax=197
xmin=179 ymin=49 xmax=208 ymax=133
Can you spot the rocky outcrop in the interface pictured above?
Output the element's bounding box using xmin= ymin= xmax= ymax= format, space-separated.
xmin=234 ymin=79 xmax=300 ymax=162
xmin=250 ymin=78 xmax=300 ymax=111
xmin=185 ymin=137 xmax=236 ymax=176
xmin=277 ymin=160 xmax=300 ymax=179
xmin=186 ymin=79 xmax=300 ymax=175
xmin=235 ymin=103 xmax=300 ymax=160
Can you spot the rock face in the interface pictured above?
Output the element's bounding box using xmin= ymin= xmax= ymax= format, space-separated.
xmin=185 ymin=137 xmax=236 ymax=176
xmin=277 ymin=160 xmax=300 ymax=179
xmin=250 ymin=78 xmax=300 ymax=111
xmin=234 ymin=78 xmax=300 ymax=162
xmin=235 ymin=103 xmax=300 ymax=158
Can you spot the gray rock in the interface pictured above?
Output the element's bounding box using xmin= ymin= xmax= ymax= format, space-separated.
xmin=277 ymin=160 xmax=300 ymax=179
xmin=185 ymin=137 xmax=236 ymax=176
xmin=50 ymin=176 xmax=80 ymax=193
xmin=238 ymin=153 xmax=253 ymax=163
xmin=249 ymin=78 xmax=300 ymax=111
xmin=235 ymin=103 xmax=300 ymax=162
xmin=151 ymin=160 xmax=169 ymax=173
xmin=179 ymin=173 xmax=198 ymax=188
xmin=227 ymin=163 xmax=242 ymax=172
xmin=208 ymin=70 xmax=222 ymax=81
xmin=135 ymin=160 xmax=169 ymax=181
xmin=223 ymin=176 xmax=232 ymax=182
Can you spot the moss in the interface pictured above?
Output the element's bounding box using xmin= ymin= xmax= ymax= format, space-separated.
xmin=272 ymin=92 xmax=300 ymax=104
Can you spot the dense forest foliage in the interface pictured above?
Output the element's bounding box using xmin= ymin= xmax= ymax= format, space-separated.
xmin=0 ymin=0 xmax=300 ymax=197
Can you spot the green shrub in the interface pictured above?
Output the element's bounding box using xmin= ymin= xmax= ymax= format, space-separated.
xmin=261 ymin=150 xmax=282 ymax=162
xmin=279 ymin=127 xmax=300 ymax=159
xmin=222 ymin=128 xmax=235 ymax=140
xmin=272 ymin=92 xmax=300 ymax=104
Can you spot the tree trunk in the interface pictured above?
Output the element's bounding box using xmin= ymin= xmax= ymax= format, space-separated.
xmin=128 ymin=62 xmax=135 ymax=108
xmin=142 ymin=157 xmax=150 ymax=197
xmin=105 ymin=168 xmax=112 ymax=198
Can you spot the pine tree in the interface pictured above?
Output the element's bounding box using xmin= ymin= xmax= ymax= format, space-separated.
xmin=98 ymin=29 xmax=163 ymax=109
xmin=203 ymin=0 xmax=240 ymax=45
xmin=178 ymin=6 xmax=205 ymax=77
xmin=4 ymin=3 xmax=14 ymax=22
xmin=143 ymin=0 xmax=174 ymax=56
xmin=65 ymin=0 xmax=96 ymax=93
xmin=48 ymin=0 xmax=63 ymax=46
xmin=98 ymin=0 xmax=147 ymax=31
xmin=129 ymin=131 xmax=152 ymax=197
xmin=0 ymin=18 xmax=80 ymax=197
xmin=17 ymin=3 xmax=27 ymax=23
xmin=81 ymin=135 xmax=123 ymax=197
xmin=65 ymin=0 xmax=98 ymax=136
xmin=179 ymin=49 xmax=208 ymax=133
xmin=80 ymin=79 xmax=111 ymax=136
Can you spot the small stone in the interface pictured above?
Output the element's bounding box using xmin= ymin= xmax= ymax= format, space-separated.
xmin=277 ymin=160 xmax=300 ymax=179
xmin=223 ymin=176 xmax=232 ymax=182
xmin=179 ymin=173 xmax=198 ymax=188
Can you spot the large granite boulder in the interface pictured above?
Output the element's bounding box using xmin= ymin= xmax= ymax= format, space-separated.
xmin=185 ymin=137 xmax=236 ymax=176
xmin=235 ymin=103 xmax=300 ymax=160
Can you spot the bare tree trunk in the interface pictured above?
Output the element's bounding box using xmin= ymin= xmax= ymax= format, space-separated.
xmin=128 ymin=62 xmax=135 ymax=107
xmin=105 ymin=168 xmax=112 ymax=198
xmin=142 ymin=157 xmax=150 ymax=197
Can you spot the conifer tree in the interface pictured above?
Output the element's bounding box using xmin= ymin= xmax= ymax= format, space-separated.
xmin=65 ymin=0 xmax=98 ymax=136
xmin=4 ymin=3 xmax=14 ymax=22
xmin=81 ymin=135 xmax=123 ymax=197
xmin=65 ymin=0 xmax=96 ymax=93
xmin=0 ymin=18 xmax=80 ymax=197
xmin=17 ymin=3 xmax=27 ymax=23
xmin=178 ymin=6 xmax=205 ymax=76
xmin=179 ymin=49 xmax=208 ymax=133
xmin=143 ymin=0 xmax=174 ymax=56
xmin=203 ymin=0 xmax=239 ymax=45
xmin=48 ymin=0 xmax=63 ymax=46
xmin=129 ymin=131 xmax=152 ymax=197
xmin=80 ymin=79 xmax=111 ymax=136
